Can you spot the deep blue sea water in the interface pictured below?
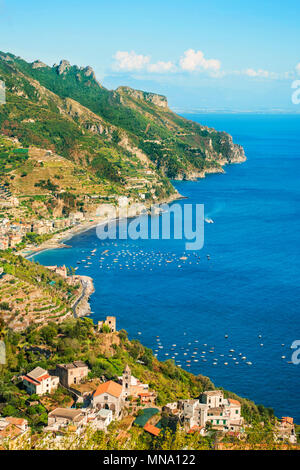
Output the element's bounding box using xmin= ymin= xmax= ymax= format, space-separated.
xmin=33 ymin=114 xmax=300 ymax=421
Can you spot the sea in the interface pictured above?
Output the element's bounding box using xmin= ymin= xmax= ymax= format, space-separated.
xmin=32 ymin=114 xmax=300 ymax=421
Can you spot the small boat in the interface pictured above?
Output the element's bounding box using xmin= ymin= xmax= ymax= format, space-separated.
xmin=205 ymin=218 xmax=214 ymax=224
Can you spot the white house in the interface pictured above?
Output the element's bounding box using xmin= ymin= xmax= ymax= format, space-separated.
xmin=22 ymin=366 xmax=59 ymax=395
xmin=89 ymin=409 xmax=113 ymax=431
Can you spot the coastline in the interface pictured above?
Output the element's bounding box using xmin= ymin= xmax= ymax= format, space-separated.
xmin=22 ymin=151 xmax=246 ymax=261
xmin=24 ymin=191 xmax=184 ymax=260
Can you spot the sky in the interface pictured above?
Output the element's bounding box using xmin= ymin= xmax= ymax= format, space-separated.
xmin=0 ymin=0 xmax=300 ymax=112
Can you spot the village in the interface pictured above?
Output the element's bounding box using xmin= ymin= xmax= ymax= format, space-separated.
xmin=0 ymin=316 xmax=297 ymax=447
xmin=0 ymin=193 xmax=155 ymax=253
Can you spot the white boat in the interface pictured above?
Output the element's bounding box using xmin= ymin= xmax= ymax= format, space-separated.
xmin=205 ymin=218 xmax=214 ymax=224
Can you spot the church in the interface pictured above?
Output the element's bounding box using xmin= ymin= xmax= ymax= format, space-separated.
xmin=90 ymin=365 xmax=150 ymax=418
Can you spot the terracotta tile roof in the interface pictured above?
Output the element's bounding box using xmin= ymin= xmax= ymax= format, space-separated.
xmin=93 ymin=380 xmax=123 ymax=398
xmin=282 ymin=417 xmax=294 ymax=425
xmin=188 ymin=425 xmax=203 ymax=434
xmin=5 ymin=417 xmax=27 ymax=427
xmin=37 ymin=374 xmax=50 ymax=382
xmin=228 ymin=398 xmax=241 ymax=406
xmin=144 ymin=423 xmax=161 ymax=436
xmin=22 ymin=375 xmax=39 ymax=386
xmin=0 ymin=424 xmax=22 ymax=439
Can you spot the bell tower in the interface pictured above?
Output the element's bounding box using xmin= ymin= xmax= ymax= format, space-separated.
xmin=122 ymin=364 xmax=131 ymax=398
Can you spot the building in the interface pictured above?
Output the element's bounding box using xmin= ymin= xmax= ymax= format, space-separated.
xmin=55 ymin=361 xmax=89 ymax=388
xmin=275 ymin=417 xmax=297 ymax=444
xmin=122 ymin=364 xmax=131 ymax=399
xmin=88 ymin=408 xmax=113 ymax=431
xmin=206 ymin=406 xmax=229 ymax=430
xmin=22 ymin=367 xmax=59 ymax=395
xmin=144 ymin=423 xmax=161 ymax=437
xmin=97 ymin=316 xmax=116 ymax=333
xmin=0 ymin=236 xmax=9 ymax=250
xmin=200 ymin=392 xmax=243 ymax=432
xmin=46 ymin=265 xmax=68 ymax=278
xmin=118 ymin=364 xmax=149 ymax=400
xmin=91 ymin=380 xmax=123 ymax=418
xmin=200 ymin=390 xmax=225 ymax=408
xmin=179 ymin=399 xmax=208 ymax=429
xmin=0 ymin=417 xmax=28 ymax=441
xmin=171 ymin=391 xmax=244 ymax=435
xmin=45 ymin=408 xmax=87 ymax=434
xmin=162 ymin=402 xmax=179 ymax=414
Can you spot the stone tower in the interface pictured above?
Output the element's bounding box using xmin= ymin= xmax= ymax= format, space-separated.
xmin=122 ymin=364 xmax=131 ymax=398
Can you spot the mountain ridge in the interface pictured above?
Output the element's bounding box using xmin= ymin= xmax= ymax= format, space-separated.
xmin=0 ymin=51 xmax=246 ymax=219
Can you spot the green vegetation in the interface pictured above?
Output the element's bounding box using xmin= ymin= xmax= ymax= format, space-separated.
xmin=0 ymin=313 xmax=283 ymax=449
xmin=0 ymin=138 xmax=28 ymax=175
xmin=0 ymin=251 xmax=77 ymax=329
xmin=0 ymin=51 xmax=244 ymax=195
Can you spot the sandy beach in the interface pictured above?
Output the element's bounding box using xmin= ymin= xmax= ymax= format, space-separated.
xmin=23 ymin=192 xmax=184 ymax=259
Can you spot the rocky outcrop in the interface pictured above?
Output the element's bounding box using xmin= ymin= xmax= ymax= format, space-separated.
xmin=225 ymin=136 xmax=246 ymax=163
xmin=117 ymin=86 xmax=168 ymax=108
xmin=83 ymin=65 xmax=96 ymax=79
xmin=32 ymin=60 xmax=48 ymax=69
xmin=55 ymin=59 xmax=71 ymax=75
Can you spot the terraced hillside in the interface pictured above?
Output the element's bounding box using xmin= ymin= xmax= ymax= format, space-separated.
xmin=0 ymin=251 xmax=78 ymax=330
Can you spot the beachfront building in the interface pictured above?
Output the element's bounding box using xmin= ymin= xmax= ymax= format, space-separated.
xmin=21 ymin=367 xmax=59 ymax=395
xmin=55 ymin=361 xmax=89 ymax=388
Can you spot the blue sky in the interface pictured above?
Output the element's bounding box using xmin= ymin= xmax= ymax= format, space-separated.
xmin=0 ymin=0 xmax=299 ymax=111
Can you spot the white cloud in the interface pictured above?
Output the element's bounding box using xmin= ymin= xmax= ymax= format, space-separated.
xmin=113 ymin=51 xmax=175 ymax=74
xmin=113 ymin=51 xmax=150 ymax=71
xmin=112 ymin=50 xmax=294 ymax=81
xmin=147 ymin=61 xmax=175 ymax=73
xmin=244 ymin=68 xmax=272 ymax=78
xmin=296 ymin=63 xmax=300 ymax=75
xmin=179 ymin=49 xmax=221 ymax=74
